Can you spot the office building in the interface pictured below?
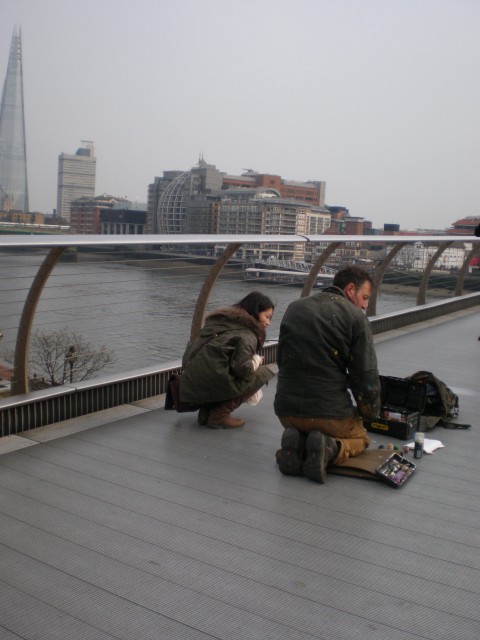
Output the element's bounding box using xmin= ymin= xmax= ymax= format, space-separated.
xmin=0 ymin=26 xmax=29 ymax=212
xmin=147 ymin=160 xmax=223 ymax=234
xmin=70 ymin=194 xmax=127 ymax=234
xmin=147 ymin=159 xmax=327 ymax=236
xmin=216 ymin=190 xmax=316 ymax=261
xmin=448 ymin=216 xmax=480 ymax=235
xmin=222 ymin=171 xmax=325 ymax=206
xmin=56 ymin=141 xmax=96 ymax=223
xmin=100 ymin=208 xmax=147 ymax=235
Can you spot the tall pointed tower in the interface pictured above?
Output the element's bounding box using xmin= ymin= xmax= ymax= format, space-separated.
xmin=0 ymin=26 xmax=29 ymax=212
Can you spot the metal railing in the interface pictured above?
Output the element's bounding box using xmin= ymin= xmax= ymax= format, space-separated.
xmin=1 ymin=233 xmax=479 ymax=435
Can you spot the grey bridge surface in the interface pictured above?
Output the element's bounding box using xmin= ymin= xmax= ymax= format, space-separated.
xmin=0 ymin=308 xmax=479 ymax=640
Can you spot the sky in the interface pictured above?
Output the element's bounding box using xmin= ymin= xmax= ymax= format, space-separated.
xmin=1 ymin=0 xmax=479 ymax=230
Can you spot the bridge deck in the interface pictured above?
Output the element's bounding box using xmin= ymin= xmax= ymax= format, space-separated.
xmin=0 ymin=309 xmax=479 ymax=640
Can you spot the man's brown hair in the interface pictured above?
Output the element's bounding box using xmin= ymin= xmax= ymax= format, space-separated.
xmin=333 ymin=265 xmax=373 ymax=290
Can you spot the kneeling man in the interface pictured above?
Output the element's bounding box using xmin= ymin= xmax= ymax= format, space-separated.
xmin=274 ymin=265 xmax=381 ymax=483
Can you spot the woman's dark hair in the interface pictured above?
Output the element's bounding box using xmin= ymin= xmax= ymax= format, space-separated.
xmin=234 ymin=291 xmax=274 ymax=320
xmin=333 ymin=266 xmax=373 ymax=290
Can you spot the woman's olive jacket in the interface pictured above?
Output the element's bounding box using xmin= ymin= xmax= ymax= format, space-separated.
xmin=179 ymin=306 xmax=274 ymax=405
xmin=274 ymin=286 xmax=381 ymax=419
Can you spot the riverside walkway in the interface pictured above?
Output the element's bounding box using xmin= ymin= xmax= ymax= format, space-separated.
xmin=0 ymin=307 xmax=479 ymax=640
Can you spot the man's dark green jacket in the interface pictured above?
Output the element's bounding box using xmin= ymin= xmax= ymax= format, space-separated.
xmin=274 ymin=286 xmax=380 ymax=419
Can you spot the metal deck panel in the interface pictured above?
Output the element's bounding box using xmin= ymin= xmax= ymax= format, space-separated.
xmin=0 ymin=309 xmax=479 ymax=640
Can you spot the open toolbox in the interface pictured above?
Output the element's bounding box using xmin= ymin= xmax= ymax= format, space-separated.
xmin=375 ymin=453 xmax=416 ymax=487
xmin=365 ymin=375 xmax=427 ymax=440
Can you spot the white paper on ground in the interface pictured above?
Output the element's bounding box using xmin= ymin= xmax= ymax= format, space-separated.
xmin=406 ymin=438 xmax=445 ymax=454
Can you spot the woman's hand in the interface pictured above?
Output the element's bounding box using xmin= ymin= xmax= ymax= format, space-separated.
xmin=252 ymin=354 xmax=264 ymax=371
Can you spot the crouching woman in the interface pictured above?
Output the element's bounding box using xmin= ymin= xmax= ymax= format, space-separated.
xmin=179 ymin=292 xmax=275 ymax=429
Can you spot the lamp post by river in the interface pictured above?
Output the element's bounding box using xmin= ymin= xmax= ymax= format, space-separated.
xmin=64 ymin=345 xmax=77 ymax=383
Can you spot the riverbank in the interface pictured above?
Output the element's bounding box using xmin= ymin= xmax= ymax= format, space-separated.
xmin=379 ymin=282 xmax=451 ymax=297
xmin=75 ymin=250 xmax=480 ymax=294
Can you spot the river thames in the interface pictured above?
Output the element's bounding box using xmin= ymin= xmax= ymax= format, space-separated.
xmin=0 ymin=251 xmax=422 ymax=377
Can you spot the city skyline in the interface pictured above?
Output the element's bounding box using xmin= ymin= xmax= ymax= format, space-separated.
xmin=1 ymin=0 xmax=479 ymax=230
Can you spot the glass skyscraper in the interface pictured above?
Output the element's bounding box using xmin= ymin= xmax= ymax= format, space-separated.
xmin=0 ymin=26 xmax=29 ymax=212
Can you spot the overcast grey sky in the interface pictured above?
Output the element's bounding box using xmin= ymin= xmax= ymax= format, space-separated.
xmin=1 ymin=0 xmax=479 ymax=230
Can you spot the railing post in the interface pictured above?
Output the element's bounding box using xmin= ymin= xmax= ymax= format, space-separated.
xmin=189 ymin=243 xmax=242 ymax=341
xmin=368 ymin=242 xmax=408 ymax=317
xmin=11 ymin=247 xmax=67 ymax=395
xmin=301 ymin=242 xmax=342 ymax=297
xmin=417 ymin=242 xmax=454 ymax=305
xmin=455 ymin=244 xmax=480 ymax=296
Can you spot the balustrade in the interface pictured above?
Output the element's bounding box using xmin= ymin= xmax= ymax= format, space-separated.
xmin=0 ymin=233 xmax=479 ymax=434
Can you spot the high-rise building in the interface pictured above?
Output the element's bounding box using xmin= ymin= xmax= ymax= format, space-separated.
xmin=0 ymin=26 xmax=29 ymax=212
xmin=56 ymin=141 xmax=96 ymax=223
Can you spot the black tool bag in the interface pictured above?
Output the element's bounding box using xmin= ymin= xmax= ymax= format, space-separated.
xmin=406 ymin=371 xmax=471 ymax=430
xmin=364 ymin=375 xmax=427 ymax=439
xmin=365 ymin=371 xmax=469 ymax=438
xmin=406 ymin=371 xmax=459 ymax=419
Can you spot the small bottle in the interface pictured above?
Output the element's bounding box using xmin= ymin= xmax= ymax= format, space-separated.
xmin=414 ymin=432 xmax=424 ymax=459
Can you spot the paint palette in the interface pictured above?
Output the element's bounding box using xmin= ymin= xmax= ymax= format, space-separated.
xmin=375 ymin=453 xmax=416 ymax=488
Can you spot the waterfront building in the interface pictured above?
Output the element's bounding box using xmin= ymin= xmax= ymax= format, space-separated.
xmin=392 ymin=241 xmax=469 ymax=271
xmin=383 ymin=223 xmax=401 ymax=234
xmin=324 ymin=206 xmax=373 ymax=235
xmin=100 ymin=207 xmax=147 ymax=235
xmin=0 ymin=210 xmax=44 ymax=225
xmin=148 ymin=170 xmax=185 ymax=234
xmin=147 ymin=160 xmax=223 ymax=234
xmin=448 ymin=216 xmax=480 ymax=235
xmin=222 ymin=170 xmax=325 ymax=206
xmin=344 ymin=217 xmax=372 ymax=234
xmin=147 ymin=159 xmax=327 ymax=236
xmin=307 ymin=208 xmax=332 ymax=235
xmin=216 ymin=190 xmax=328 ymax=261
xmin=185 ymin=194 xmax=222 ymax=235
xmin=216 ymin=189 xmax=267 ymax=236
xmin=56 ymin=141 xmax=96 ymax=223
xmin=0 ymin=26 xmax=29 ymax=212
xmin=70 ymin=194 xmax=127 ymax=234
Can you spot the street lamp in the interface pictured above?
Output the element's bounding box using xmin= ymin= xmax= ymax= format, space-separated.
xmin=65 ymin=345 xmax=77 ymax=383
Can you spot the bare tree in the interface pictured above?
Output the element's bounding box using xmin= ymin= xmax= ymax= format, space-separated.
xmin=5 ymin=327 xmax=116 ymax=387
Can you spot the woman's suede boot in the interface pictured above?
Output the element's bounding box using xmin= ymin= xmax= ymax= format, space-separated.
xmin=207 ymin=398 xmax=245 ymax=429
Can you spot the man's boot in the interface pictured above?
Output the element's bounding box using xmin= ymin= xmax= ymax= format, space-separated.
xmin=207 ymin=397 xmax=245 ymax=429
xmin=277 ymin=427 xmax=306 ymax=476
xmin=303 ymin=431 xmax=339 ymax=483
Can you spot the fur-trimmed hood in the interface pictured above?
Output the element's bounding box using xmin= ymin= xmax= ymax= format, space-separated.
xmin=205 ymin=306 xmax=266 ymax=343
